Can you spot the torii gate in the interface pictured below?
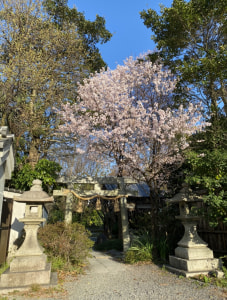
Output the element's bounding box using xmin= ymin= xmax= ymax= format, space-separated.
xmin=53 ymin=176 xmax=138 ymax=251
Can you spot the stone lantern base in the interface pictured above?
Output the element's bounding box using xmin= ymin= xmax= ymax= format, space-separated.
xmin=167 ymin=256 xmax=222 ymax=278
xmin=166 ymin=221 xmax=223 ymax=278
xmin=0 ymin=266 xmax=52 ymax=289
xmin=0 ymin=254 xmax=53 ymax=288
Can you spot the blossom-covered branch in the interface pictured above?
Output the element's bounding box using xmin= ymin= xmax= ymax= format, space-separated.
xmin=58 ymin=53 xmax=207 ymax=183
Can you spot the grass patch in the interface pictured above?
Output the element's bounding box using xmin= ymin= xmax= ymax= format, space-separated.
xmin=0 ymin=261 xmax=9 ymax=275
xmin=192 ymin=267 xmax=227 ymax=289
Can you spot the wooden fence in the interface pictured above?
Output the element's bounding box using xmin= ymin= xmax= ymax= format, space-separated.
xmin=197 ymin=219 xmax=227 ymax=259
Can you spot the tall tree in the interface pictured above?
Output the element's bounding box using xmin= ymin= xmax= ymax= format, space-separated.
xmin=0 ymin=0 xmax=111 ymax=167
xmin=140 ymin=0 xmax=227 ymax=117
xmin=43 ymin=0 xmax=112 ymax=72
xmin=58 ymin=54 xmax=207 ymax=237
xmin=184 ymin=116 xmax=227 ymax=226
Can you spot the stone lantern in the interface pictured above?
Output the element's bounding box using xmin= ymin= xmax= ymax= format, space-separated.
xmin=0 ymin=180 xmax=55 ymax=289
xmin=166 ymin=186 xmax=223 ymax=277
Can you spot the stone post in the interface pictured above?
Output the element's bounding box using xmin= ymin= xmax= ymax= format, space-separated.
xmin=65 ymin=191 xmax=73 ymax=225
xmin=118 ymin=178 xmax=130 ymax=252
xmin=120 ymin=196 xmax=130 ymax=252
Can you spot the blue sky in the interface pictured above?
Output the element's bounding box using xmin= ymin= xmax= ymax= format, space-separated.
xmin=68 ymin=0 xmax=173 ymax=69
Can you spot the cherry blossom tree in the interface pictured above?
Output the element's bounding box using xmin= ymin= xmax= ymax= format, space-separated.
xmin=57 ymin=53 xmax=207 ymax=237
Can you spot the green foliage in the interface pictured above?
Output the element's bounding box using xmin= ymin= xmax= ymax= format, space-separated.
xmin=155 ymin=236 xmax=168 ymax=262
xmin=125 ymin=232 xmax=153 ymax=264
xmin=195 ymin=269 xmax=227 ymax=289
xmin=43 ymin=0 xmax=112 ymax=72
xmin=0 ymin=0 xmax=89 ymax=162
xmin=129 ymin=206 xmax=183 ymax=260
xmin=223 ymin=266 xmax=227 ymax=279
xmin=10 ymin=158 xmax=61 ymax=192
xmin=30 ymin=284 xmax=41 ymax=292
xmin=0 ymin=261 xmax=9 ymax=275
xmin=73 ymin=206 xmax=104 ymax=227
xmin=38 ymin=222 xmax=94 ymax=271
xmin=184 ymin=119 xmax=227 ymax=226
xmin=140 ymin=0 xmax=227 ymax=115
xmin=47 ymin=206 xmax=65 ymax=224
xmin=129 ymin=212 xmax=154 ymax=233
xmin=49 ymin=256 xmax=66 ymax=272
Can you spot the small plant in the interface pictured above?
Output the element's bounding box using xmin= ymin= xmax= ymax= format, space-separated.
xmin=125 ymin=231 xmax=153 ymax=264
xmin=203 ymin=275 xmax=211 ymax=284
xmin=194 ymin=270 xmax=227 ymax=289
xmin=155 ymin=235 xmax=168 ymax=262
xmin=49 ymin=256 xmax=66 ymax=272
xmin=222 ymin=266 xmax=227 ymax=278
xmin=214 ymin=266 xmax=227 ymax=288
xmin=0 ymin=261 xmax=9 ymax=275
xmin=30 ymin=284 xmax=41 ymax=292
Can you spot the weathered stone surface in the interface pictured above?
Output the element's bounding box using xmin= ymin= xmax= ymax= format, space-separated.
xmin=0 ymin=264 xmax=51 ymax=287
xmin=9 ymin=254 xmax=47 ymax=272
xmin=169 ymin=256 xmax=221 ymax=272
xmin=165 ymin=265 xmax=212 ymax=278
xmin=175 ymin=246 xmax=214 ymax=260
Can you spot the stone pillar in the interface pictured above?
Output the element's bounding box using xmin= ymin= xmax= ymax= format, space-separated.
xmin=120 ymin=196 xmax=130 ymax=252
xmin=65 ymin=191 xmax=73 ymax=225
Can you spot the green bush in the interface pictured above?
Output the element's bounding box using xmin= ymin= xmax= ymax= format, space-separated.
xmin=10 ymin=158 xmax=61 ymax=193
xmin=38 ymin=222 xmax=94 ymax=271
xmin=73 ymin=207 xmax=104 ymax=227
xmin=125 ymin=232 xmax=153 ymax=264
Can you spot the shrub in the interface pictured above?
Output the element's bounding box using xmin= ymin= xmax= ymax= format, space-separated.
xmin=38 ymin=222 xmax=94 ymax=271
xmin=10 ymin=158 xmax=61 ymax=193
xmin=72 ymin=207 xmax=104 ymax=227
xmin=125 ymin=231 xmax=153 ymax=264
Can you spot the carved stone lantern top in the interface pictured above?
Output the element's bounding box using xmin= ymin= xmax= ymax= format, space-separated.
xmin=168 ymin=186 xmax=203 ymax=219
xmin=14 ymin=179 xmax=54 ymax=203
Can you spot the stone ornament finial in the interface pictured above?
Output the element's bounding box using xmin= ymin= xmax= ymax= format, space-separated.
xmin=30 ymin=179 xmax=43 ymax=191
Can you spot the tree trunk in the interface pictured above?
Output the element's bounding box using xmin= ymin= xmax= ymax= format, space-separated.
xmin=28 ymin=140 xmax=40 ymax=168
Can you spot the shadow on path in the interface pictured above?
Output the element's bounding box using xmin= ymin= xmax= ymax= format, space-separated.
xmin=85 ymin=249 xmax=126 ymax=274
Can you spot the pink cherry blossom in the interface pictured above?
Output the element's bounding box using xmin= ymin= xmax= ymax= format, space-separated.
xmin=57 ymin=53 xmax=207 ymax=184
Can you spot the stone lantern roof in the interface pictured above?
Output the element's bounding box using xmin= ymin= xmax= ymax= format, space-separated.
xmin=14 ymin=179 xmax=53 ymax=203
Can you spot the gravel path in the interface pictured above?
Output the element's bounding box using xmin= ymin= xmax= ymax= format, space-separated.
xmin=4 ymin=250 xmax=227 ymax=300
